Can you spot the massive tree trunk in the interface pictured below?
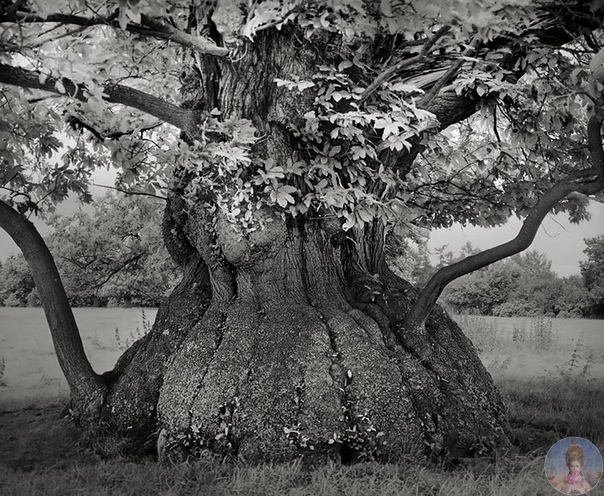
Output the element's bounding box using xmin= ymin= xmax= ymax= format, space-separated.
xmin=100 ymin=28 xmax=509 ymax=463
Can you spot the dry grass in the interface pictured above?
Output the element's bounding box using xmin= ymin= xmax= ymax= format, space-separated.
xmin=0 ymin=445 xmax=575 ymax=495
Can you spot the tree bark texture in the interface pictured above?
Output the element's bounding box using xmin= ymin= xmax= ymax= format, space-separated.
xmin=101 ymin=29 xmax=509 ymax=463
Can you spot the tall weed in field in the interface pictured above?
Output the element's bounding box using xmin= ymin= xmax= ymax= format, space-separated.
xmin=511 ymin=317 xmax=558 ymax=351
xmin=454 ymin=315 xmax=502 ymax=353
xmin=452 ymin=316 xmax=517 ymax=373
xmin=114 ymin=309 xmax=152 ymax=352
xmin=456 ymin=315 xmax=562 ymax=355
xmin=556 ymin=338 xmax=597 ymax=382
xmin=0 ymin=355 xmax=6 ymax=387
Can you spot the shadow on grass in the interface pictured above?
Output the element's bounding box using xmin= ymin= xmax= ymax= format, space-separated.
xmin=497 ymin=377 xmax=604 ymax=455
xmin=0 ymin=376 xmax=602 ymax=495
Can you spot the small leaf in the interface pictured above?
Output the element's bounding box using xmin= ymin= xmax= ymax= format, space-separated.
xmin=342 ymin=215 xmax=355 ymax=231
xmin=338 ymin=60 xmax=353 ymax=71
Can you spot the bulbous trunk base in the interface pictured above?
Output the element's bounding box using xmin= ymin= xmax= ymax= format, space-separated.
xmin=156 ymin=306 xmax=508 ymax=464
xmin=100 ymin=221 xmax=509 ymax=464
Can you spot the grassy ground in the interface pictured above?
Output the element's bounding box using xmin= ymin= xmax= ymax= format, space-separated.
xmin=0 ymin=313 xmax=602 ymax=495
xmin=1 ymin=378 xmax=602 ymax=495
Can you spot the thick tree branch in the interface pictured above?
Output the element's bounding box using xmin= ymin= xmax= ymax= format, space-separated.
xmin=0 ymin=10 xmax=229 ymax=57
xmin=66 ymin=115 xmax=163 ymax=141
xmin=398 ymin=115 xmax=604 ymax=356
xmin=0 ymin=64 xmax=203 ymax=136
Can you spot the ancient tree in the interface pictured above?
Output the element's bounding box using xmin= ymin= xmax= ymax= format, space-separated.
xmin=1 ymin=0 xmax=603 ymax=463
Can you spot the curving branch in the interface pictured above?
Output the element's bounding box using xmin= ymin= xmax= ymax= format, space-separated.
xmin=398 ymin=115 xmax=604 ymax=356
xmin=0 ymin=198 xmax=107 ymax=418
xmin=0 ymin=9 xmax=229 ymax=57
xmin=419 ymin=36 xmax=481 ymax=109
xmin=0 ymin=64 xmax=204 ymax=137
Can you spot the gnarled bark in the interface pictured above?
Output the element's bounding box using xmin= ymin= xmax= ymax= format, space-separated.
xmin=148 ymin=213 xmax=508 ymax=463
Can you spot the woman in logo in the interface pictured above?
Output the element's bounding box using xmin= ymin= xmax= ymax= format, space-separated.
xmin=556 ymin=439 xmax=592 ymax=495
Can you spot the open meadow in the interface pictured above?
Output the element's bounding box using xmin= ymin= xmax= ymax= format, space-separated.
xmin=0 ymin=307 xmax=157 ymax=412
xmin=0 ymin=308 xmax=603 ymax=495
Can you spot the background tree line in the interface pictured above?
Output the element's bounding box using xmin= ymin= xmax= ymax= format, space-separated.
xmin=0 ymin=192 xmax=180 ymax=308
xmin=1 ymin=190 xmax=602 ymax=319
xmin=389 ymin=235 xmax=604 ymax=318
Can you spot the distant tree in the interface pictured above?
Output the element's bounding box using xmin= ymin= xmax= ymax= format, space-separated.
xmin=442 ymin=250 xmax=579 ymax=316
xmin=580 ymin=235 xmax=604 ymax=316
xmin=442 ymin=256 xmax=522 ymax=315
xmin=386 ymin=228 xmax=432 ymax=284
xmin=557 ymin=275 xmax=592 ymax=318
xmin=0 ymin=253 xmax=34 ymax=306
xmin=390 ymin=240 xmax=481 ymax=288
xmin=494 ymin=253 xmax=562 ymax=316
xmin=46 ymin=192 xmax=180 ymax=307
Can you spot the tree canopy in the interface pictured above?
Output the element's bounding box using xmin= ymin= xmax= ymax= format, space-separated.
xmin=1 ymin=1 xmax=603 ymax=231
xmin=580 ymin=235 xmax=604 ymax=311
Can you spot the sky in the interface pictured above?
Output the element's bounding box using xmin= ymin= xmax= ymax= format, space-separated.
xmin=428 ymin=201 xmax=604 ymax=277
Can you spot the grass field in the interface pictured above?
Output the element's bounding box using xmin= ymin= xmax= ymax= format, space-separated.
xmin=0 ymin=307 xmax=156 ymax=411
xmin=0 ymin=308 xmax=603 ymax=495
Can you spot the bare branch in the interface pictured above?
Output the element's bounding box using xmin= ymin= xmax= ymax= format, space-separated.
xmin=67 ymin=116 xmax=163 ymax=141
xmin=359 ymin=25 xmax=452 ymax=104
xmin=138 ymin=14 xmax=229 ymax=57
xmin=419 ymin=36 xmax=481 ymax=108
xmin=93 ymin=183 xmax=167 ymax=201
xmin=89 ymin=252 xmax=145 ymax=290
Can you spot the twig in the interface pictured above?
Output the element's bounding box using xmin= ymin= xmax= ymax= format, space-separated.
xmin=93 ymin=182 xmax=168 ymax=201
xmin=0 ymin=9 xmax=229 ymax=57
xmin=359 ymin=25 xmax=452 ymax=104
xmin=420 ymin=36 xmax=481 ymax=108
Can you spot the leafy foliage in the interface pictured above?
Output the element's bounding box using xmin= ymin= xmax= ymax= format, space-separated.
xmin=392 ymin=243 xmax=595 ymax=317
xmin=2 ymin=0 xmax=603 ymax=238
xmin=442 ymin=250 xmax=594 ymax=317
xmin=0 ymin=192 xmax=179 ymax=307
xmin=0 ymin=253 xmax=34 ymax=306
